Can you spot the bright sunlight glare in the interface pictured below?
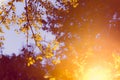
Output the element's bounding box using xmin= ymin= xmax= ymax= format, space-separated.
xmin=83 ymin=66 xmax=112 ymax=80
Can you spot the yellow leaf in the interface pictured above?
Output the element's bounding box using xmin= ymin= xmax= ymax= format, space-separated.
xmin=52 ymin=40 xmax=59 ymax=50
xmin=45 ymin=53 xmax=54 ymax=58
xmin=34 ymin=33 xmax=42 ymax=41
xmin=33 ymin=23 xmax=39 ymax=31
xmin=27 ymin=63 xmax=30 ymax=66
xmin=5 ymin=24 xmax=10 ymax=30
xmin=27 ymin=57 xmax=35 ymax=66
xmin=12 ymin=6 xmax=16 ymax=11
xmin=0 ymin=42 xmax=3 ymax=47
xmin=44 ymin=75 xmax=50 ymax=78
xmin=0 ymin=16 xmax=3 ymax=21
xmin=0 ymin=27 xmax=4 ymax=33
xmin=20 ymin=27 xmax=27 ymax=33
xmin=36 ymin=56 xmax=43 ymax=60
xmin=8 ymin=1 xmax=12 ymax=5
xmin=0 ymin=11 xmax=2 ymax=15
xmin=18 ymin=18 xmax=23 ymax=24
xmin=16 ymin=0 xmax=24 ymax=2
xmin=49 ymin=78 xmax=56 ymax=80
xmin=0 ymin=36 xmax=5 ymax=40
xmin=73 ymin=3 xmax=79 ymax=8
xmin=14 ymin=29 xmax=20 ymax=34
xmin=36 ymin=42 xmax=41 ymax=47
xmin=52 ymin=59 xmax=61 ymax=65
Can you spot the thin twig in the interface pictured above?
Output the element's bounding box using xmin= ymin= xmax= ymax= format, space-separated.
xmin=25 ymin=0 xmax=44 ymax=53
xmin=27 ymin=24 xmax=29 ymax=47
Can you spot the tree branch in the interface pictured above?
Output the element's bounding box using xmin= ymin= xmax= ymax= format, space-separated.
xmin=0 ymin=3 xmax=13 ymax=24
xmin=25 ymin=0 xmax=44 ymax=54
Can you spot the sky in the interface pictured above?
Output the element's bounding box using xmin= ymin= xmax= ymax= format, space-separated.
xmin=0 ymin=0 xmax=56 ymax=56
xmin=2 ymin=28 xmax=26 ymax=55
xmin=2 ymin=27 xmax=55 ymax=55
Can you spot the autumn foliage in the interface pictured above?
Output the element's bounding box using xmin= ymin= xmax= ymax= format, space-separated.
xmin=0 ymin=0 xmax=120 ymax=80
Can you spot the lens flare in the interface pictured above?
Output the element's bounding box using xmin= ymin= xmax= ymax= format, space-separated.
xmin=83 ymin=66 xmax=112 ymax=80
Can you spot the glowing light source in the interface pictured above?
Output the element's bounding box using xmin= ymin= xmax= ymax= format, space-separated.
xmin=83 ymin=66 xmax=112 ymax=80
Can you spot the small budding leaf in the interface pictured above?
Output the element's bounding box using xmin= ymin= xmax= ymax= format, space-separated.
xmin=0 ymin=42 xmax=3 ymax=47
xmin=52 ymin=40 xmax=59 ymax=51
xmin=34 ymin=33 xmax=42 ymax=41
xmin=0 ymin=27 xmax=4 ymax=33
xmin=45 ymin=45 xmax=54 ymax=58
xmin=0 ymin=11 xmax=2 ymax=15
xmin=36 ymin=56 xmax=43 ymax=61
xmin=27 ymin=57 xmax=35 ymax=66
xmin=52 ymin=59 xmax=61 ymax=65
xmin=49 ymin=78 xmax=56 ymax=80
xmin=0 ymin=36 xmax=5 ymax=40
